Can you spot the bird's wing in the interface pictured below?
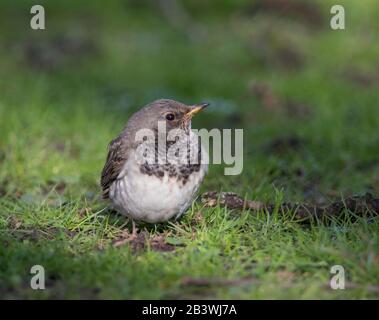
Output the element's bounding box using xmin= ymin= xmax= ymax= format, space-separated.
xmin=100 ymin=135 xmax=130 ymax=199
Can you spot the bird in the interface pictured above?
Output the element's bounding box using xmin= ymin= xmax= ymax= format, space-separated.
xmin=100 ymin=99 xmax=209 ymax=228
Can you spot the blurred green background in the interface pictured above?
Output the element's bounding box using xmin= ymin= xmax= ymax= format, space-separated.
xmin=1 ymin=0 xmax=379 ymax=201
xmin=1 ymin=0 xmax=379 ymax=299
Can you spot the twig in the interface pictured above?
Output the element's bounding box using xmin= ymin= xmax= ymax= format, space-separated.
xmin=201 ymin=191 xmax=379 ymax=223
xmin=181 ymin=276 xmax=258 ymax=287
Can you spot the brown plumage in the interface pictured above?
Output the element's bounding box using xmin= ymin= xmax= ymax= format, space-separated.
xmin=101 ymin=135 xmax=129 ymax=199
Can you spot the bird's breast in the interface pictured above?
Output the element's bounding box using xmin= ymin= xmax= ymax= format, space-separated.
xmin=109 ymin=149 xmax=207 ymax=223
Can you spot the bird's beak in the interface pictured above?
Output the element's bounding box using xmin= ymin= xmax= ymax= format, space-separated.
xmin=186 ymin=102 xmax=209 ymax=117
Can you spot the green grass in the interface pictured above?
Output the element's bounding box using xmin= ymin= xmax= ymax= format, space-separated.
xmin=1 ymin=0 xmax=379 ymax=299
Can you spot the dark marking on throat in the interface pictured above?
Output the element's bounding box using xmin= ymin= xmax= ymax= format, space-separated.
xmin=139 ymin=135 xmax=202 ymax=185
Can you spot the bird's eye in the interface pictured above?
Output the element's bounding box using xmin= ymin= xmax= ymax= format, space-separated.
xmin=165 ymin=113 xmax=175 ymax=121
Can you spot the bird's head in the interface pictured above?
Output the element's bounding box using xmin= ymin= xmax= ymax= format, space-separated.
xmin=127 ymin=99 xmax=209 ymax=134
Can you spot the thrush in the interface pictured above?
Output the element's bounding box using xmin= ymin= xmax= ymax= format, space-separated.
xmin=101 ymin=99 xmax=209 ymax=224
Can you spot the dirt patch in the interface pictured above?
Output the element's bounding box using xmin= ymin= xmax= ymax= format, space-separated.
xmin=251 ymin=83 xmax=280 ymax=110
xmin=248 ymin=31 xmax=305 ymax=71
xmin=0 ymin=147 xmax=5 ymax=163
xmin=354 ymin=158 xmax=379 ymax=172
xmin=0 ymin=186 xmax=6 ymax=197
xmin=201 ymin=191 xmax=379 ymax=223
xmin=246 ymin=0 xmax=324 ymax=28
xmin=276 ymin=270 xmax=295 ymax=285
xmin=284 ymin=100 xmax=312 ymax=118
xmin=342 ymin=67 xmax=379 ymax=88
xmin=275 ymin=46 xmax=304 ymax=70
xmin=264 ymin=135 xmax=305 ymax=155
xmin=250 ymin=82 xmax=312 ymax=118
xmin=202 ymin=192 xmax=265 ymax=211
xmin=23 ymin=33 xmax=98 ymax=71
xmin=181 ymin=276 xmax=258 ymax=288
xmin=113 ymin=230 xmax=177 ymax=253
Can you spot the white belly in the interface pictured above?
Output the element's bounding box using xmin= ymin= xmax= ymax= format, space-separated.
xmin=109 ymin=154 xmax=207 ymax=223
